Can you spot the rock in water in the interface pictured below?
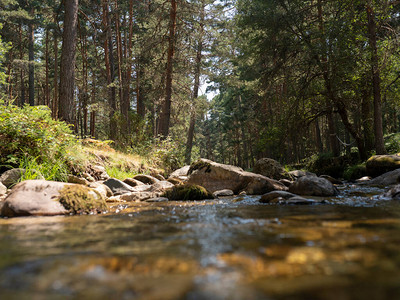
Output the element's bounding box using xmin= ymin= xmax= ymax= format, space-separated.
xmin=187 ymin=159 xmax=287 ymax=195
xmin=369 ymin=169 xmax=400 ymax=187
xmin=289 ymin=176 xmax=338 ymax=196
xmin=1 ymin=180 xmax=107 ymax=217
xmin=383 ymin=185 xmax=400 ymax=200
xmin=163 ymin=184 xmax=214 ymax=201
xmin=366 ymin=154 xmax=400 ymax=177
xmin=253 ymin=158 xmax=292 ymax=180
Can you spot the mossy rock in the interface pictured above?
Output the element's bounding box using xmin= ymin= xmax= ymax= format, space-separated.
xmin=58 ymin=185 xmax=107 ymax=214
xmin=188 ymin=159 xmax=212 ymax=175
xmin=366 ymin=154 xmax=400 ymax=177
xmin=163 ymin=184 xmax=214 ymax=201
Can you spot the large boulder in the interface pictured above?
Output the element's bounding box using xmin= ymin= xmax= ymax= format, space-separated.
xmin=1 ymin=180 xmax=107 ymax=217
xmin=366 ymin=154 xmax=400 ymax=177
xmin=368 ymin=169 xmax=400 ymax=186
xmin=253 ymin=158 xmax=292 ymax=180
xmin=187 ymin=159 xmax=287 ymax=195
xmin=289 ymin=176 xmax=338 ymax=196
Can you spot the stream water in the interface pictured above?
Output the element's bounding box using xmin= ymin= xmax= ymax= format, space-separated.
xmin=1 ymin=184 xmax=400 ymax=299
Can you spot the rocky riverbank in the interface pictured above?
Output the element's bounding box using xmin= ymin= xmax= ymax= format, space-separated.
xmin=1 ymin=155 xmax=399 ymax=218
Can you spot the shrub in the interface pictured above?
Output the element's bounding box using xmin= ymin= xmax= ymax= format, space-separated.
xmin=0 ymin=102 xmax=81 ymax=181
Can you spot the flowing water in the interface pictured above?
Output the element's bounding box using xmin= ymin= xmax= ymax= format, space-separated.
xmin=1 ymin=184 xmax=400 ymax=299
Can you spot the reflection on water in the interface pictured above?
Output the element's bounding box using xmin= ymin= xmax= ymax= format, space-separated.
xmin=1 ymin=184 xmax=400 ymax=299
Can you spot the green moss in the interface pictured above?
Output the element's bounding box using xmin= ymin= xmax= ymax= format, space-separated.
xmin=163 ymin=184 xmax=214 ymax=201
xmin=58 ymin=185 xmax=107 ymax=214
xmin=188 ymin=160 xmax=212 ymax=175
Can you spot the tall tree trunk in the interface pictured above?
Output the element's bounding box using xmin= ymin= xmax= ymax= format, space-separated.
xmin=315 ymin=118 xmax=324 ymax=153
xmin=361 ymin=86 xmax=374 ymax=156
xmin=58 ymin=0 xmax=78 ymax=125
xmin=52 ymin=19 xmax=59 ymax=118
xmin=185 ymin=2 xmax=204 ymax=164
xmin=28 ymin=15 xmax=35 ymax=106
xmin=366 ymin=4 xmax=386 ymax=154
xmin=158 ymin=0 xmax=177 ymax=138
xmin=19 ymin=24 xmax=25 ymax=107
xmin=103 ymin=0 xmax=117 ymax=139
xmin=45 ymin=28 xmax=50 ymax=107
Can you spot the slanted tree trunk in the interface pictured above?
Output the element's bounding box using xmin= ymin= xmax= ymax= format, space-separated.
xmin=158 ymin=0 xmax=177 ymax=138
xmin=366 ymin=4 xmax=386 ymax=155
xmin=58 ymin=0 xmax=78 ymax=125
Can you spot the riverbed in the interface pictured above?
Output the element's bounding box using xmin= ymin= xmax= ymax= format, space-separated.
xmin=0 ymin=184 xmax=400 ymax=299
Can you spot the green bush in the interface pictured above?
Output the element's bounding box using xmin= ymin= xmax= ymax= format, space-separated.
xmin=343 ymin=164 xmax=367 ymax=181
xmin=384 ymin=133 xmax=400 ymax=154
xmin=0 ymin=102 xmax=80 ymax=181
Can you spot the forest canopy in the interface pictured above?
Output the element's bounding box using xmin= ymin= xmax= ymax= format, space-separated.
xmin=0 ymin=0 xmax=400 ymax=171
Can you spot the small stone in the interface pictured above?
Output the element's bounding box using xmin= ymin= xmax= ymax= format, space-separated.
xmin=133 ymin=174 xmax=159 ymax=185
xmin=260 ymin=191 xmax=297 ymax=203
xmin=123 ymin=178 xmax=145 ymax=187
xmin=103 ymin=178 xmax=136 ymax=196
xmin=213 ymin=189 xmax=234 ymax=198
xmin=0 ymin=168 xmax=25 ymax=188
xmin=145 ymin=197 xmax=169 ymax=203
xmin=68 ymin=175 xmax=89 ymax=186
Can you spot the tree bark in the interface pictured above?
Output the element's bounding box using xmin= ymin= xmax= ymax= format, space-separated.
xmin=185 ymin=1 xmax=204 ymax=164
xmin=58 ymin=0 xmax=78 ymax=125
xmin=366 ymin=4 xmax=386 ymax=154
xmin=28 ymin=15 xmax=35 ymax=106
xmin=102 ymin=0 xmax=117 ymax=139
xmin=158 ymin=0 xmax=177 ymax=138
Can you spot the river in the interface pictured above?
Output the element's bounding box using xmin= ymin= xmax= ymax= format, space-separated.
xmin=0 ymin=184 xmax=400 ymax=299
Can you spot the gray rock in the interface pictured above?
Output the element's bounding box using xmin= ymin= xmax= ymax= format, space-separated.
xmin=213 ymin=189 xmax=234 ymax=198
xmin=103 ymin=178 xmax=136 ymax=196
xmin=260 ymin=191 xmax=325 ymax=205
xmin=253 ymin=158 xmax=292 ymax=180
xmin=187 ymin=159 xmax=287 ymax=195
xmin=260 ymin=191 xmax=298 ymax=203
xmin=108 ymin=191 xmax=157 ymax=202
xmin=366 ymin=154 xmax=400 ymax=177
xmin=68 ymin=175 xmax=89 ymax=186
xmin=320 ymin=175 xmax=343 ymax=185
xmin=89 ymin=165 xmax=110 ymax=181
xmin=82 ymin=172 xmax=96 ymax=182
xmin=0 ymin=180 xmax=106 ymax=217
xmin=0 ymin=182 xmax=7 ymax=196
xmin=279 ymin=179 xmax=293 ymax=187
xmin=356 ymin=176 xmax=372 ymax=183
xmin=133 ymin=174 xmax=159 ymax=185
xmin=169 ymin=166 xmax=190 ymax=178
xmin=150 ymin=181 xmax=175 ymax=193
xmin=289 ymin=176 xmax=338 ymax=196
xmin=383 ymin=185 xmax=400 ymax=200
xmin=0 ymin=168 xmax=25 ymax=188
xmin=288 ymin=170 xmax=317 ymax=179
xmin=369 ymin=169 xmax=400 ymax=187
xmin=145 ymin=197 xmax=169 ymax=203
xmin=88 ymin=182 xmax=113 ymax=198
xmin=123 ymin=178 xmax=145 ymax=187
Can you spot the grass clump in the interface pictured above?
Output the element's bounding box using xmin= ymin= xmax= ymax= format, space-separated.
xmin=58 ymin=185 xmax=107 ymax=214
xmin=163 ymin=184 xmax=214 ymax=201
